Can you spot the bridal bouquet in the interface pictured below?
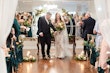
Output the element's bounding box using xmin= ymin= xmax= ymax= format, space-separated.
xmin=56 ymin=22 xmax=65 ymax=31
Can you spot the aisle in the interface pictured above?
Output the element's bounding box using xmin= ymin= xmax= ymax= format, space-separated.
xmin=17 ymin=38 xmax=97 ymax=73
xmin=18 ymin=48 xmax=97 ymax=73
xmin=18 ymin=58 xmax=97 ymax=73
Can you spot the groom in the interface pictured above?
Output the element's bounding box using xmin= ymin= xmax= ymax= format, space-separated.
xmin=37 ymin=12 xmax=56 ymax=59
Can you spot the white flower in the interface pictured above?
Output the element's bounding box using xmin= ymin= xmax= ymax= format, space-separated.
xmin=83 ymin=57 xmax=86 ymax=60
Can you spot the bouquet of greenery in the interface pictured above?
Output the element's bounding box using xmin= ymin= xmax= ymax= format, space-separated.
xmin=56 ymin=22 xmax=65 ymax=31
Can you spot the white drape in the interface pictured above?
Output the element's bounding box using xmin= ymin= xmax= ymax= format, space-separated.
xmin=0 ymin=0 xmax=18 ymax=73
xmin=94 ymin=0 xmax=110 ymax=70
xmin=94 ymin=0 xmax=110 ymax=47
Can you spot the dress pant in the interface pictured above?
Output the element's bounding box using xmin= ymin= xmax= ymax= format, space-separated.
xmin=39 ymin=35 xmax=51 ymax=58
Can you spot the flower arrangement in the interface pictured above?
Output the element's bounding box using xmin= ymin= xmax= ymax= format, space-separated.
xmin=23 ymin=56 xmax=36 ymax=62
xmin=23 ymin=51 xmax=36 ymax=62
xmin=16 ymin=12 xmax=32 ymax=27
xmin=56 ymin=22 xmax=65 ymax=31
xmin=24 ymin=20 xmax=31 ymax=27
xmin=74 ymin=51 xmax=87 ymax=61
xmin=62 ymin=8 xmax=72 ymax=19
xmin=83 ymin=36 xmax=95 ymax=48
xmin=35 ymin=9 xmax=44 ymax=16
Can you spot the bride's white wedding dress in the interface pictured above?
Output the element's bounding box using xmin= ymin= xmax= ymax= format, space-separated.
xmin=54 ymin=22 xmax=72 ymax=58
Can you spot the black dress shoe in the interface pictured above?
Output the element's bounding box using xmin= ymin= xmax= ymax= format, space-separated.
xmin=48 ymin=55 xmax=51 ymax=59
xmin=43 ymin=57 xmax=47 ymax=60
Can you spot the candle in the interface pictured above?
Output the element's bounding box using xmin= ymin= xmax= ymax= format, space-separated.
xmin=27 ymin=51 xmax=30 ymax=57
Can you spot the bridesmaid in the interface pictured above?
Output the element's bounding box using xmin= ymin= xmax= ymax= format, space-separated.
xmin=99 ymin=19 xmax=110 ymax=73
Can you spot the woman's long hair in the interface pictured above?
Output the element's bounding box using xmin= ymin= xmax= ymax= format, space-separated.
xmin=55 ymin=13 xmax=63 ymax=23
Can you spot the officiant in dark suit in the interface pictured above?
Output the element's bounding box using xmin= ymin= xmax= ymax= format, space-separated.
xmin=37 ymin=12 xmax=56 ymax=59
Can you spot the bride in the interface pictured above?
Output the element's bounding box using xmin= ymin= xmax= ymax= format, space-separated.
xmin=54 ymin=13 xmax=72 ymax=59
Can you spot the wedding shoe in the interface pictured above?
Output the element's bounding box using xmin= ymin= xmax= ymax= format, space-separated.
xmin=47 ymin=55 xmax=51 ymax=59
xmin=43 ymin=57 xmax=47 ymax=60
xmin=57 ymin=57 xmax=65 ymax=59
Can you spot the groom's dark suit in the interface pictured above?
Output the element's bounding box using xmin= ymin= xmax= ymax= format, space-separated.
xmin=37 ymin=16 xmax=56 ymax=58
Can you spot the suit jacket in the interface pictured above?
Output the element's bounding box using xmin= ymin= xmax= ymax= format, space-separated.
xmin=82 ymin=17 xmax=96 ymax=38
xmin=37 ymin=16 xmax=56 ymax=37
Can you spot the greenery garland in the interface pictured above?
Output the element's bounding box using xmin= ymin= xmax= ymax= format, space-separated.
xmin=35 ymin=9 xmax=44 ymax=16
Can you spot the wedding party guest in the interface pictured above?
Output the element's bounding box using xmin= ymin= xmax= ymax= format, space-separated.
xmin=74 ymin=14 xmax=80 ymax=38
xmin=93 ymin=22 xmax=102 ymax=50
xmin=64 ymin=15 xmax=70 ymax=34
xmin=6 ymin=28 xmax=16 ymax=73
xmin=13 ymin=18 xmax=21 ymax=42
xmin=37 ymin=12 xmax=56 ymax=60
xmin=54 ymin=13 xmax=72 ymax=59
xmin=74 ymin=13 xmax=79 ymax=24
xmin=82 ymin=12 xmax=96 ymax=57
xmin=7 ymin=28 xmax=16 ymax=48
xmin=71 ymin=14 xmax=76 ymax=55
xmin=99 ymin=19 xmax=110 ymax=73
xmin=80 ymin=13 xmax=86 ymax=37
xmin=13 ymin=14 xmax=27 ymax=41
xmin=76 ymin=16 xmax=83 ymax=38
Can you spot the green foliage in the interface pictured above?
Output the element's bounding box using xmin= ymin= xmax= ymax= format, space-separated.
xmin=24 ymin=20 xmax=30 ymax=27
xmin=35 ymin=9 xmax=44 ymax=16
xmin=62 ymin=8 xmax=72 ymax=19
xmin=23 ymin=56 xmax=36 ymax=62
xmin=74 ymin=55 xmax=87 ymax=61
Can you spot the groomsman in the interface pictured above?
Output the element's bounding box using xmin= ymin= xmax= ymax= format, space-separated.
xmin=37 ymin=12 xmax=56 ymax=59
xmin=82 ymin=12 xmax=96 ymax=57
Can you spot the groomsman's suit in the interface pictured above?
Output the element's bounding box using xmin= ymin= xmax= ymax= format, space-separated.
xmin=82 ymin=16 xmax=96 ymax=57
xmin=37 ymin=15 xmax=56 ymax=59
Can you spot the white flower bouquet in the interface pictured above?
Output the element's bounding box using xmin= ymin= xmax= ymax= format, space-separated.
xmin=75 ymin=51 xmax=87 ymax=61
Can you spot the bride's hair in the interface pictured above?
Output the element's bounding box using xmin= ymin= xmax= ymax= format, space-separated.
xmin=55 ymin=13 xmax=63 ymax=23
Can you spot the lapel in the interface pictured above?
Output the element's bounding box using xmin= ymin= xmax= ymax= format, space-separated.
xmin=43 ymin=16 xmax=49 ymax=25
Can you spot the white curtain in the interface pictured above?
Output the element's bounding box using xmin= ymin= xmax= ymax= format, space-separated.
xmin=94 ymin=0 xmax=110 ymax=70
xmin=0 ymin=0 xmax=18 ymax=73
xmin=94 ymin=0 xmax=110 ymax=47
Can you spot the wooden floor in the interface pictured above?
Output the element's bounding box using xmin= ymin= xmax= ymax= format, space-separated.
xmin=17 ymin=49 xmax=97 ymax=73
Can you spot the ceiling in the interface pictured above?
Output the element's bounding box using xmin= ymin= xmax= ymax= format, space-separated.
xmin=17 ymin=0 xmax=94 ymax=14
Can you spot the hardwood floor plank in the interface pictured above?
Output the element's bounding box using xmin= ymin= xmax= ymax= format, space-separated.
xmin=18 ymin=58 xmax=97 ymax=73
